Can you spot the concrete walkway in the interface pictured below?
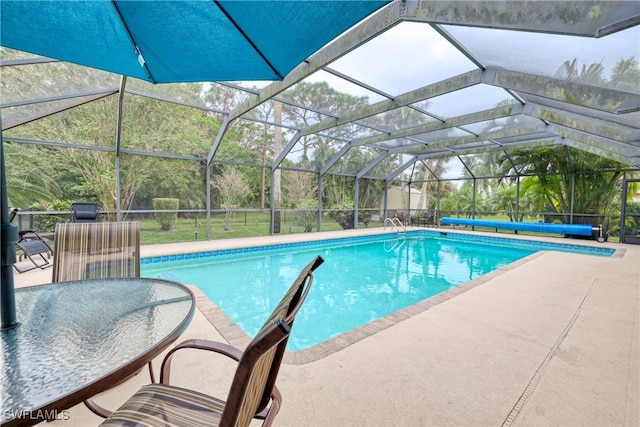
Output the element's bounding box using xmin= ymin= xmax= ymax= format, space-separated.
xmin=11 ymin=228 xmax=640 ymax=426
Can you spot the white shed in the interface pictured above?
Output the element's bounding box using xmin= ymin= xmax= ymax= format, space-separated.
xmin=380 ymin=185 xmax=427 ymax=217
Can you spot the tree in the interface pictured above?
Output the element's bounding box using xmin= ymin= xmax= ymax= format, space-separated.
xmin=555 ymin=58 xmax=605 ymax=85
xmin=152 ymin=198 xmax=179 ymax=231
xmin=327 ymin=197 xmax=370 ymax=229
xmin=281 ymin=81 xmax=369 ymax=159
xmin=318 ymin=146 xmax=397 ymax=210
xmin=2 ymin=51 xmax=219 ymax=213
xmin=212 ymin=136 xmax=265 ymax=209
xmin=415 ymin=158 xmax=448 ymax=212
xmin=441 ymin=185 xmax=477 ymax=218
xmin=624 ymin=202 xmax=640 ymax=236
xmin=609 ymin=57 xmax=640 ymax=92
xmin=500 ymin=146 xmax=624 ymax=223
xmin=491 ymin=184 xmax=518 ymax=221
xmin=294 ymin=198 xmax=318 ymax=232
xmin=272 ymin=100 xmax=283 ymax=232
xmin=229 ymin=98 xmax=279 ymax=209
xmin=3 ymin=142 xmax=61 ymax=208
xmin=212 ymin=167 xmax=251 ymax=231
xmin=283 ymin=170 xmax=318 ymax=232
xmin=283 ymin=170 xmax=317 ymax=205
xmin=517 ymin=176 xmax=548 ymax=217
xmin=3 ymin=84 xmax=218 ymax=216
xmin=552 ymin=56 xmax=639 ymax=110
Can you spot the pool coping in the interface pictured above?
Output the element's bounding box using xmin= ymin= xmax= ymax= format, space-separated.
xmin=190 ymin=250 xmax=548 ymax=365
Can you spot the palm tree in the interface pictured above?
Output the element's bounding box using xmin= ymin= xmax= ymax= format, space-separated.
xmin=491 ymin=185 xmax=517 ymax=221
xmin=441 ymin=184 xmax=477 ymax=218
xmin=554 ymin=58 xmax=606 ymax=85
xmin=500 ymin=146 xmax=624 ymax=223
xmin=3 ymin=142 xmax=60 ymax=208
xmin=415 ymin=158 xmax=448 ymax=212
xmin=608 ymin=57 xmax=639 ymax=92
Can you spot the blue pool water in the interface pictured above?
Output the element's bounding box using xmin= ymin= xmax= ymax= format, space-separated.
xmin=141 ymin=232 xmax=614 ymax=351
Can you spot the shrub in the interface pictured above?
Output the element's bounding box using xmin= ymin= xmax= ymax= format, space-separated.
xmin=327 ymin=199 xmax=371 ymax=230
xmin=152 ymin=198 xmax=179 ymax=231
xmin=295 ymin=198 xmax=317 ymax=232
xmin=32 ymin=200 xmax=72 ymax=232
xmin=626 ymin=201 xmax=640 ymax=235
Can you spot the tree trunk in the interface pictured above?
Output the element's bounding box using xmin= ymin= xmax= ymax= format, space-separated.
xmin=224 ymin=209 xmax=231 ymax=231
xmin=260 ymin=145 xmax=266 ymax=209
xmin=416 ymin=168 xmax=430 ymax=215
xmin=273 ymin=101 xmax=282 ymax=233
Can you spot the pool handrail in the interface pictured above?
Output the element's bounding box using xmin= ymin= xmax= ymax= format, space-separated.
xmin=384 ymin=217 xmax=406 ymax=234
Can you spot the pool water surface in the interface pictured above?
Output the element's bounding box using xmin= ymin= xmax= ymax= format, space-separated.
xmin=142 ymin=234 xmax=546 ymax=351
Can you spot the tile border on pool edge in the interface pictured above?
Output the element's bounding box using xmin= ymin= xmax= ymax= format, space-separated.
xmin=142 ymin=229 xmax=615 ymax=267
xmin=189 ymin=251 xmax=546 ymax=365
xmin=141 ymin=232 xmax=399 ymax=265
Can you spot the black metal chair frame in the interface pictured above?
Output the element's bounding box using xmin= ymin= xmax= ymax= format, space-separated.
xmin=14 ymin=229 xmax=53 ymax=273
xmin=9 ymin=208 xmax=54 ymax=273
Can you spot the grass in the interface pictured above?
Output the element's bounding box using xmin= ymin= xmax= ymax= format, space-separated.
xmin=136 ymin=211 xmax=381 ymax=245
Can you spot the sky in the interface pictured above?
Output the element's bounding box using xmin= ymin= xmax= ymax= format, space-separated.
xmin=239 ymin=20 xmax=638 ymax=117
xmin=238 ymin=20 xmax=640 ymax=179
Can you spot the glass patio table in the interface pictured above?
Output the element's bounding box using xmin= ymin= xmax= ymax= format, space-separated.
xmin=1 ymin=278 xmax=195 ymax=426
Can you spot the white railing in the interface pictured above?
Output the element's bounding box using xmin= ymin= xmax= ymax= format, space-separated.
xmin=384 ymin=217 xmax=406 ymax=234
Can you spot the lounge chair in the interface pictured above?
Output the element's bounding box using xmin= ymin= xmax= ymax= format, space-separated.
xmin=71 ymin=202 xmax=101 ymax=223
xmin=99 ymin=256 xmax=324 ymax=427
xmin=52 ymin=222 xmax=140 ymax=282
xmin=14 ymin=230 xmax=54 ymax=273
xmin=9 ymin=207 xmax=54 ymax=273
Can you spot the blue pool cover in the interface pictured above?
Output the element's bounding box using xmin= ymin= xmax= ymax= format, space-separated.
xmin=440 ymin=217 xmax=593 ymax=236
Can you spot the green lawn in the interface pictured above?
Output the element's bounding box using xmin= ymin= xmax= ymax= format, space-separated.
xmin=137 ymin=211 xmax=363 ymax=245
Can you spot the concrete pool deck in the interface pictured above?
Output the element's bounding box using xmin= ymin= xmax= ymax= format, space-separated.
xmin=11 ymin=227 xmax=640 ymax=426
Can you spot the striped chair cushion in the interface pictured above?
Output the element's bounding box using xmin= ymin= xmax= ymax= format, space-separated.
xmin=101 ymin=383 xmax=225 ymax=426
xmin=53 ymin=222 xmax=140 ymax=282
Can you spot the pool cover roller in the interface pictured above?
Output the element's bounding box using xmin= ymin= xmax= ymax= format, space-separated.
xmin=439 ymin=217 xmax=594 ymax=236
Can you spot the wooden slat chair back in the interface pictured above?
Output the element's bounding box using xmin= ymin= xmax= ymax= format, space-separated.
xmin=100 ymin=256 xmax=324 ymax=427
xmin=52 ymin=222 xmax=140 ymax=282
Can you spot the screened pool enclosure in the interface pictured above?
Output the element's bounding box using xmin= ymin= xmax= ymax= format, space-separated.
xmin=2 ymin=1 xmax=640 ymax=245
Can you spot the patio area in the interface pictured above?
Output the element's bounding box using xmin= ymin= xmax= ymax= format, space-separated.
xmin=13 ymin=228 xmax=639 ymax=426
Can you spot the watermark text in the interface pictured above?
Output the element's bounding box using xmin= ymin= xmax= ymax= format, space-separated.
xmin=4 ymin=409 xmax=71 ymax=422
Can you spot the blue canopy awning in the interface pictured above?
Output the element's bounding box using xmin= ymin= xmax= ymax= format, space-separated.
xmin=1 ymin=0 xmax=390 ymax=83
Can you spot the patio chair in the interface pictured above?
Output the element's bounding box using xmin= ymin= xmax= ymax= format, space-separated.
xmin=425 ymin=209 xmax=436 ymax=227
xmin=52 ymin=221 xmax=144 ymax=414
xmin=100 ymin=255 xmax=324 ymax=427
xmin=9 ymin=207 xmax=54 ymax=273
xmin=52 ymin=222 xmax=140 ymax=282
xmin=14 ymin=230 xmax=54 ymax=273
xmin=71 ymin=202 xmax=101 ymax=223
xmin=395 ymin=210 xmax=410 ymax=226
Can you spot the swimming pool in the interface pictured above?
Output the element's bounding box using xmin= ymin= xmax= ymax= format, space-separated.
xmin=141 ymin=231 xmax=614 ymax=351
